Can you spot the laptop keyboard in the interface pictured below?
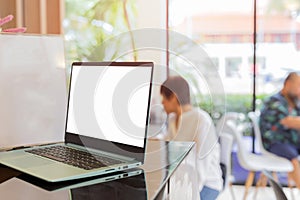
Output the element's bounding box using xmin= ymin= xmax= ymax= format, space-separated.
xmin=26 ymin=146 xmax=124 ymax=170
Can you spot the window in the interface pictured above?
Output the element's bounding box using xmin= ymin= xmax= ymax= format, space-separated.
xmin=168 ymin=0 xmax=254 ymax=121
xmin=225 ymin=57 xmax=242 ymax=78
xmin=64 ymin=0 xmax=137 ymax=66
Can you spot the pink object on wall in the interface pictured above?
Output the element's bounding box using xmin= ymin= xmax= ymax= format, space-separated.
xmin=0 ymin=14 xmax=26 ymax=33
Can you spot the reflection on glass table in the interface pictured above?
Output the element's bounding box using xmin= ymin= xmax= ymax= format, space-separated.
xmin=0 ymin=141 xmax=196 ymax=200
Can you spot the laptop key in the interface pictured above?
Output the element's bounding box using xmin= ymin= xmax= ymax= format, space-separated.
xmin=42 ymin=154 xmax=66 ymax=163
xmin=26 ymin=146 xmax=124 ymax=170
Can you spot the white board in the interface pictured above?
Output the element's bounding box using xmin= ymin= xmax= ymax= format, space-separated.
xmin=0 ymin=34 xmax=67 ymax=149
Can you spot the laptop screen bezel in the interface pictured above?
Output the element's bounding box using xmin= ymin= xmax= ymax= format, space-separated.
xmin=64 ymin=61 xmax=153 ymax=163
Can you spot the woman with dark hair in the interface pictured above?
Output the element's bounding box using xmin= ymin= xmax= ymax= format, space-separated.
xmin=160 ymin=76 xmax=223 ymax=200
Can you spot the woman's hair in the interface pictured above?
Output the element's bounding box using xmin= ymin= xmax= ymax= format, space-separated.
xmin=160 ymin=76 xmax=190 ymax=105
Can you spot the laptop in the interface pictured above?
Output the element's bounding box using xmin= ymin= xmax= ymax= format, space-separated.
xmin=0 ymin=61 xmax=153 ymax=182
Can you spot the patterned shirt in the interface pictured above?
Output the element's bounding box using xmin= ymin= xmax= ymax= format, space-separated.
xmin=259 ymin=92 xmax=300 ymax=149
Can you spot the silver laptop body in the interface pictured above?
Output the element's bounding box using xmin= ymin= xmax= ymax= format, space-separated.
xmin=0 ymin=61 xmax=153 ymax=182
xmin=18 ymin=168 xmax=143 ymax=192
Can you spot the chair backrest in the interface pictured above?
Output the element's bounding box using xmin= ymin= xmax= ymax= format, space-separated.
xmin=219 ymin=132 xmax=234 ymax=189
xmin=247 ymin=111 xmax=271 ymax=155
xmin=226 ymin=120 xmax=250 ymax=170
xmin=216 ymin=112 xmax=244 ymax=135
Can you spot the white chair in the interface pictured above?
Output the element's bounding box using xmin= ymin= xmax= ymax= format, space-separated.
xmin=248 ymin=111 xmax=296 ymax=199
xmin=226 ymin=119 xmax=293 ymax=200
xmin=219 ymin=132 xmax=236 ymax=200
xmin=247 ymin=111 xmax=275 ymax=156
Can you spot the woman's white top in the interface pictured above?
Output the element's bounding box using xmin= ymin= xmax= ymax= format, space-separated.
xmin=166 ymin=108 xmax=223 ymax=192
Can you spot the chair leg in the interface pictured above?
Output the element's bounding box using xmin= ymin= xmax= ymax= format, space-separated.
xmin=253 ymin=180 xmax=260 ymax=200
xmin=288 ymin=173 xmax=295 ymax=200
xmin=243 ymin=171 xmax=255 ymax=200
xmin=253 ymin=172 xmax=267 ymax=200
xmin=259 ymin=172 xmax=268 ymax=187
xmin=229 ymin=182 xmax=236 ymax=200
xmin=271 ymin=172 xmax=278 ymax=183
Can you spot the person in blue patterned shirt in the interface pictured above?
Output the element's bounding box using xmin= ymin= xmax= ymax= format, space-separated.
xmin=260 ymin=72 xmax=300 ymax=188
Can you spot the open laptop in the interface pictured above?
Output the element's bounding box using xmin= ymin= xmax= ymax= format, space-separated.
xmin=0 ymin=61 xmax=153 ymax=182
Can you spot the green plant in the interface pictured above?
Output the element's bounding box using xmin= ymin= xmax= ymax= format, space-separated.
xmin=194 ymin=93 xmax=269 ymax=125
xmin=64 ymin=0 xmax=137 ymax=66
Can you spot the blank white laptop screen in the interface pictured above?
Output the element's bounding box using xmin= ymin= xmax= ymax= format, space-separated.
xmin=66 ymin=65 xmax=152 ymax=148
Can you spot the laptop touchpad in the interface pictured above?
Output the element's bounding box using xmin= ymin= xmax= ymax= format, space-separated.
xmin=8 ymin=156 xmax=55 ymax=169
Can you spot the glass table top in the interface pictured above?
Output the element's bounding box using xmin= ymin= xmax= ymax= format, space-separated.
xmin=0 ymin=141 xmax=195 ymax=200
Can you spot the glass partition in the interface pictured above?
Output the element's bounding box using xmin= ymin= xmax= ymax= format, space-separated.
xmin=168 ymin=0 xmax=254 ymax=122
xmin=256 ymin=0 xmax=300 ymax=109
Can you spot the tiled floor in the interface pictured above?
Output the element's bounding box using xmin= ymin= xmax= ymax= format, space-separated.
xmin=217 ymin=185 xmax=300 ymax=200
